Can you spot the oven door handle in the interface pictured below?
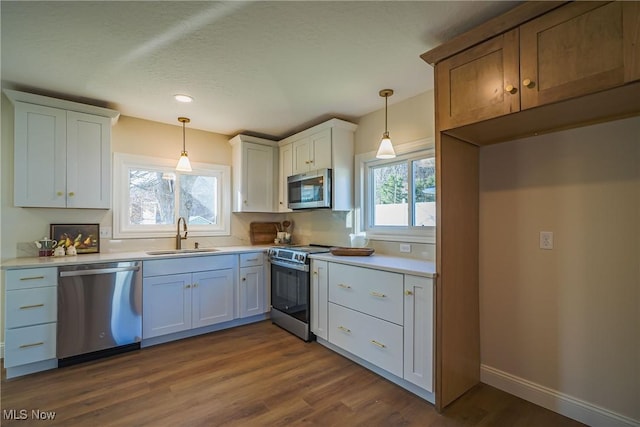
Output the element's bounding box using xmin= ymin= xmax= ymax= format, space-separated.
xmin=269 ymin=258 xmax=309 ymax=272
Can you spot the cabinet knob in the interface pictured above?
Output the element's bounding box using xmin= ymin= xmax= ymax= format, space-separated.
xmin=313 ymin=271 xmax=318 ymax=275
xmin=522 ymin=78 xmax=535 ymax=88
xmin=68 ymin=192 xmax=75 ymax=197
xmin=244 ymin=200 xmax=247 ymax=204
xmin=193 ymin=283 xmax=198 ymax=288
xmin=405 ymin=290 xmax=414 ymax=296
xmin=185 ymin=284 xmax=191 ymax=289
xmin=505 ymin=84 xmax=517 ymax=94
xmin=242 ymin=277 xmax=246 ymax=281
xmin=57 ymin=191 xmax=64 ymax=196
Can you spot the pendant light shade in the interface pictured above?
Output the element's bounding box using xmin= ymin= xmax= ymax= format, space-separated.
xmin=176 ymin=117 xmax=192 ymax=172
xmin=376 ymin=89 xmax=396 ymax=159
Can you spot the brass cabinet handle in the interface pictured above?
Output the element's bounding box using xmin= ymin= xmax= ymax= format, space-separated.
xmin=57 ymin=191 xmax=64 ymax=196
xmin=370 ymin=291 xmax=386 ymax=298
xmin=19 ymin=303 xmax=45 ymax=310
xmin=370 ymin=340 xmax=386 ymax=349
xmin=338 ymin=283 xmax=351 ymax=289
xmin=68 ymin=192 xmax=75 ymax=197
xmin=313 ymin=271 xmax=318 ymax=275
xmin=522 ymin=78 xmax=535 ymax=88
xmin=193 ymin=283 xmax=198 ymax=288
xmin=505 ymin=84 xmax=517 ymax=94
xmin=19 ymin=276 xmax=45 ymax=281
xmin=20 ymin=342 xmax=44 ymax=349
xmin=405 ymin=290 xmax=413 ymax=296
xmin=338 ymin=326 xmax=351 ymax=333
xmin=185 ymin=284 xmax=191 ymax=289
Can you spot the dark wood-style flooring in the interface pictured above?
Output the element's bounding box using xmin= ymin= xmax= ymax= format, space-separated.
xmin=1 ymin=321 xmax=584 ymax=426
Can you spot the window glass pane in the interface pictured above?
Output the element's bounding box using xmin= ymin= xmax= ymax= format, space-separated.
xmin=128 ymin=169 xmax=175 ymax=225
xmin=179 ymin=174 xmax=218 ymax=225
xmin=372 ymin=162 xmax=408 ymax=226
xmin=413 ymin=158 xmax=436 ymax=226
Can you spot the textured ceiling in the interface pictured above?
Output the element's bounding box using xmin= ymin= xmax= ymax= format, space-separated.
xmin=1 ymin=1 xmax=519 ymax=139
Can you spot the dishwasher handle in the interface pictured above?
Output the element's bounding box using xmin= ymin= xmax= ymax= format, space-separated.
xmin=60 ymin=265 xmax=140 ymax=277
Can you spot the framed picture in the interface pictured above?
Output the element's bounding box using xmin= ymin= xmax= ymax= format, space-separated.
xmin=50 ymin=223 xmax=100 ymax=254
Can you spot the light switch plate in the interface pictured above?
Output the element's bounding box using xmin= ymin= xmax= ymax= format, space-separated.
xmin=100 ymin=226 xmax=112 ymax=238
xmin=540 ymin=231 xmax=553 ymax=250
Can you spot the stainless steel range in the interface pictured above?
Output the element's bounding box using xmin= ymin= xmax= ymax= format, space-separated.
xmin=268 ymin=245 xmax=330 ymax=341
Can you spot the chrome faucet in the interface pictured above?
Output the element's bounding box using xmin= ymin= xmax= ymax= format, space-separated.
xmin=176 ymin=217 xmax=188 ymax=249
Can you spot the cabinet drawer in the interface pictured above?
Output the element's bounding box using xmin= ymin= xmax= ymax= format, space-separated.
xmin=328 ymin=263 xmax=403 ymax=325
xmin=5 ymin=267 xmax=57 ymax=290
xmin=4 ymin=323 xmax=57 ymax=368
xmin=5 ymin=286 xmax=57 ymax=329
xmin=328 ymin=302 xmax=402 ymax=378
xmin=240 ymin=252 xmax=263 ymax=267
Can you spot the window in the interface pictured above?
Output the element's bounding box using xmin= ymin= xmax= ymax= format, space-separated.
xmin=114 ymin=153 xmax=230 ymax=238
xmin=356 ymin=139 xmax=435 ymax=243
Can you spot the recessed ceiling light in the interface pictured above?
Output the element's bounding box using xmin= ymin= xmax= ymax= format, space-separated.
xmin=174 ymin=94 xmax=193 ymax=103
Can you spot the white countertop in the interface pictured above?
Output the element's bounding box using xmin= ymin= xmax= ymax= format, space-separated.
xmin=1 ymin=245 xmax=271 ymax=270
xmin=310 ymin=252 xmax=436 ymax=278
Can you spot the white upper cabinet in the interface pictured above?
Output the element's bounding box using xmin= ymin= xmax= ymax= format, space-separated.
xmin=7 ymin=90 xmax=118 ymax=209
xmin=278 ymin=143 xmax=293 ymax=212
xmin=292 ymin=128 xmax=332 ymax=174
xmin=279 ymin=118 xmax=357 ymax=211
xmin=229 ymin=134 xmax=279 ymax=213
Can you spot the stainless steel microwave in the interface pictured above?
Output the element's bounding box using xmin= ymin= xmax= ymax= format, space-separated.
xmin=287 ymin=168 xmax=332 ymax=210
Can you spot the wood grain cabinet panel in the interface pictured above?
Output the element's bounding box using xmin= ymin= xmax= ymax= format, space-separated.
xmin=436 ymin=29 xmax=520 ymax=130
xmin=436 ymin=1 xmax=640 ymax=132
xmin=520 ymin=1 xmax=640 ymax=109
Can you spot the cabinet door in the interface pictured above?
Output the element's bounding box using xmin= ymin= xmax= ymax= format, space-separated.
xmin=13 ymin=102 xmax=67 ymax=207
xmin=310 ymin=260 xmax=328 ymax=340
xmin=241 ymin=142 xmax=275 ymax=212
xmin=4 ymin=323 xmax=57 ymax=368
xmin=143 ymin=273 xmax=192 ymax=338
xmin=66 ymin=111 xmax=111 ymax=208
xmin=520 ymin=1 xmax=639 ymax=110
xmin=239 ymin=265 xmax=264 ymax=318
xmin=436 ymin=29 xmax=520 ymax=130
xmin=278 ymin=143 xmax=293 ymax=212
xmin=192 ymin=269 xmax=234 ymax=328
xmin=310 ymin=129 xmax=332 ymax=170
xmin=292 ymin=137 xmax=312 ymax=174
xmin=404 ymin=275 xmax=434 ymax=392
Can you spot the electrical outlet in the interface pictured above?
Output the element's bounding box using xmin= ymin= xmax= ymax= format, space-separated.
xmin=99 ymin=226 xmax=112 ymax=239
xmin=539 ymin=231 xmax=553 ymax=250
xmin=400 ymin=243 xmax=411 ymax=253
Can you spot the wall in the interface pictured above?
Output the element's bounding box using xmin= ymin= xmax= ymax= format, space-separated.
xmin=479 ymin=116 xmax=640 ymax=423
xmin=290 ymin=90 xmax=436 ymax=258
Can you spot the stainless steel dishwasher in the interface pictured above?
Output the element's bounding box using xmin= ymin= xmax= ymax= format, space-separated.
xmin=57 ymin=261 xmax=142 ymax=366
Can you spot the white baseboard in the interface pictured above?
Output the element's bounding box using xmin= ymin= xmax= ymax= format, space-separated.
xmin=481 ymin=364 xmax=639 ymax=427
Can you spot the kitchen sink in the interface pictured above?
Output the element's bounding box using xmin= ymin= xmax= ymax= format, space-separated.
xmin=145 ymin=248 xmax=220 ymax=255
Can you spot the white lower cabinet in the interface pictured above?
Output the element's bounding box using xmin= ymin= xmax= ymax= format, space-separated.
xmin=321 ymin=260 xmax=434 ymax=399
xmin=328 ymin=302 xmax=403 ymax=377
xmin=238 ymin=252 xmax=266 ymax=318
xmin=3 ymin=267 xmax=58 ymax=376
xmin=143 ymin=269 xmax=234 ymax=338
xmin=310 ymin=259 xmax=328 ymax=339
xmin=143 ymin=255 xmax=236 ymax=339
xmin=403 ymin=275 xmax=434 ymax=392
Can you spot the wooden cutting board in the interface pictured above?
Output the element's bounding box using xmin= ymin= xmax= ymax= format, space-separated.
xmin=249 ymin=222 xmax=281 ymax=245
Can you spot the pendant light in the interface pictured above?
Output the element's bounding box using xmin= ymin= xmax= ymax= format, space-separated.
xmin=376 ymin=89 xmax=396 ymax=159
xmin=176 ymin=117 xmax=192 ymax=172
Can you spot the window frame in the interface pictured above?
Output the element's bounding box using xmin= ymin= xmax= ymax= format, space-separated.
xmin=355 ymin=138 xmax=435 ymax=244
xmin=113 ymin=153 xmax=231 ymax=239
